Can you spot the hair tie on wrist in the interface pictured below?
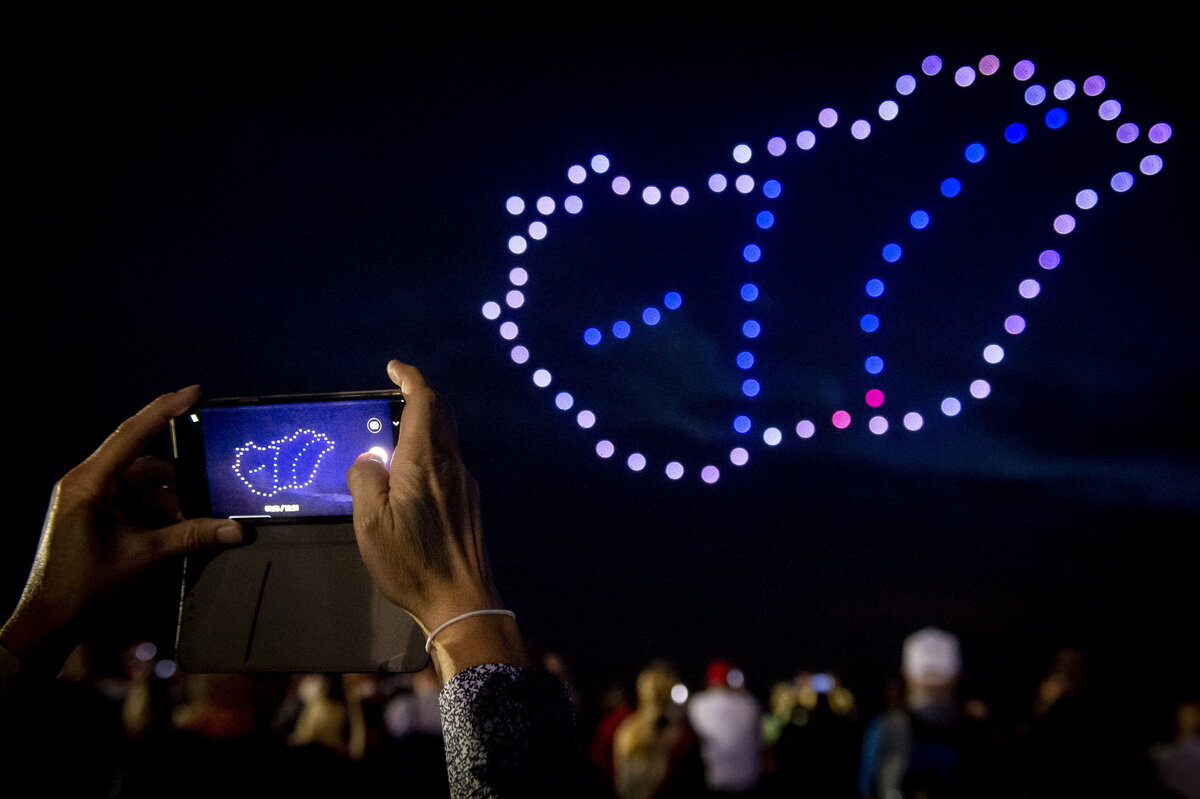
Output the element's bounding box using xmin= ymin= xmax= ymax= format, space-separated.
xmin=425 ymin=610 xmax=516 ymax=653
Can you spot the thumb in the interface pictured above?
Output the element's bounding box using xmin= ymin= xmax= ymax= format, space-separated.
xmin=151 ymin=518 xmax=246 ymax=559
xmin=347 ymin=451 xmax=390 ymax=515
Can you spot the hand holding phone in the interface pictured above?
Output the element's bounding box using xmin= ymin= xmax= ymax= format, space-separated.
xmin=1 ymin=388 xmax=243 ymax=663
xmin=346 ymin=361 xmax=527 ymax=681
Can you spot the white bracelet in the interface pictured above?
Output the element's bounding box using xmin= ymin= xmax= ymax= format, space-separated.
xmin=425 ymin=609 xmax=516 ymax=653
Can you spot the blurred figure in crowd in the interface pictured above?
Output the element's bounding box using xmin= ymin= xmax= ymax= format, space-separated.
xmin=1151 ymin=699 xmax=1200 ymax=799
xmin=768 ymin=671 xmax=858 ymax=798
xmin=859 ymin=627 xmax=995 ymax=798
xmin=687 ymin=659 xmax=764 ymax=796
xmin=592 ymin=681 xmax=635 ymax=786
xmin=614 ymin=660 xmax=704 ymax=798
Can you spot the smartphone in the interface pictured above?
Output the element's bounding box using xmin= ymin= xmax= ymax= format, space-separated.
xmin=172 ymin=390 xmax=405 ymax=521
xmin=170 ymin=389 xmax=427 ymax=673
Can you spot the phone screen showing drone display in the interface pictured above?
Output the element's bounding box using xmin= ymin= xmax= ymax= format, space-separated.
xmin=173 ymin=391 xmax=404 ymax=521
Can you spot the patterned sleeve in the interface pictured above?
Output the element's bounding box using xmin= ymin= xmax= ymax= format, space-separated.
xmin=439 ymin=663 xmax=580 ymax=798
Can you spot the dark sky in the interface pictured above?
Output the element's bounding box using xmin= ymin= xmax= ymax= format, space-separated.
xmin=9 ymin=12 xmax=1197 ymax=717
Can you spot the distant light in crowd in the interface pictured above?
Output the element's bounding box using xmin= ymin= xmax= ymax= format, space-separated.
xmin=665 ymin=461 xmax=684 ymax=480
xmin=596 ymin=440 xmax=614 ymax=458
xmin=509 ymin=267 xmax=528 ymax=285
xmin=506 ymin=196 xmax=524 ymax=215
xmin=983 ymin=344 xmax=1005 ymax=364
xmin=576 ymin=410 xmax=596 ymax=428
xmin=970 ymin=379 xmax=991 ymax=399
xmin=627 ymin=453 xmax=646 ymax=471
xmin=869 ymin=416 xmax=889 ymax=435
xmin=510 ymin=346 xmax=529 ymax=364
xmin=1020 ymin=279 xmax=1041 ymax=298
xmin=763 ymin=427 xmax=782 ymax=446
xmin=533 ymin=369 xmax=552 ymax=388
xmin=796 ymin=420 xmax=815 ymax=438
xmin=590 ymin=154 xmax=610 ymax=173
xmin=506 ymin=290 xmax=524 ymax=308
xmin=537 ymin=196 xmax=555 ymax=214
xmin=831 ymin=410 xmax=851 ymax=429
xmin=730 ymin=447 xmax=749 ymax=466
xmin=555 ymin=392 xmax=574 ymax=411
xmin=642 ymin=186 xmax=661 ymax=205
xmin=709 ymin=173 xmax=728 ymax=192
xmin=941 ymin=397 xmax=962 ymax=416
xmin=733 ymin=144 xmax=752 ymax=163
xmin=499 ymin=321 xmax=518 ymax=340
xmin=701 ymin=466 xmax=720 ymax=484
xmin=671 ymin=684 xmax=689 ymax=704
xmin=481 ymin=301 xmax=501 ymax=320
xmin=903 ymin=412 xmax=924 ymax=431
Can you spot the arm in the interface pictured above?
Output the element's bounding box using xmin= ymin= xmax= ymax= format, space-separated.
xmin=346 ymin=361 xmax=578 ymax=796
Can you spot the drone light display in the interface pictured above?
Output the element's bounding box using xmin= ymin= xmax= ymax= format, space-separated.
xmin=481 ymin=54 xmax=1174 ymax=483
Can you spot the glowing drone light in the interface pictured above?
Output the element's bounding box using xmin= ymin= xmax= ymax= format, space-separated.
xmin=482 ymin=53 xmax=1174 ymax=482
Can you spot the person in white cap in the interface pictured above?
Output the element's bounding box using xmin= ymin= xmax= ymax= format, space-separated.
xmin=858 ymin=627 xmax=994 ymax=799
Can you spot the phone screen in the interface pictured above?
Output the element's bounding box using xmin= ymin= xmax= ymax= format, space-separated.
xmin=176 ymin=393 xmax=402 ymax=520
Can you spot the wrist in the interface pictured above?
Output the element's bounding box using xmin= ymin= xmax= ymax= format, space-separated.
xmin=426 ymin=611 xmax=528 ymax=683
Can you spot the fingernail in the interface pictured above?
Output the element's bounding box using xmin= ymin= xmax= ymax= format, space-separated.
xmin=356 ymin=451 xmax=385 ymax=465
xmin=217 ymin=524 xmax=244 ymax=545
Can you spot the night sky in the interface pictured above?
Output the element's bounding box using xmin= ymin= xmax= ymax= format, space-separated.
xmin=9 ymin=12 xmax=1197 ymax=722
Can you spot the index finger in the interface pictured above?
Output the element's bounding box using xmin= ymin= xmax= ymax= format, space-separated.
xmin=75 ymin=386 xmax=201 ymax=488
